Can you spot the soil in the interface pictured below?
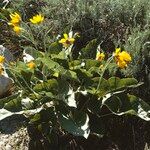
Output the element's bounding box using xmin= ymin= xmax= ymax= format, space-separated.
xmin=0 ymin=115 xmax=29 ymax=150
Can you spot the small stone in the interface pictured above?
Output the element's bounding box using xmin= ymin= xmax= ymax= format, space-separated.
xmin=0 ymin=75 xmax=13 ymax=97
xmin=0 ymin=141 xmax=4 ymax=146
xmin=5 ymin=144 xmax=12 ymax=150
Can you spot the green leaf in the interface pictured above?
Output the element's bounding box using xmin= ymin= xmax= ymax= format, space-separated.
xmin=4 ymin=98 xmax=22 ymax=112
xmin=92 ymin=77 xmax=110 ymax=96
xmin=0 ymin=93 xmax=20 ymax=109
xmin=85 ymin=59 xmax=100 ymax=70
xmin=64 ymin=88 xmax=77 ymax=107
xmin=108 ymin=77 xmax=140 ymax=91
xmin=24 ymin=47 xmax=43 ymax=59
xmin=33 ymin=79 xmax=58 ymax=94
xmin=58 ymin=111 xmax=90 ymax=138
xmin=90 ymin=115 xmax=105 ymax=137
xmin=21 ymin=70 xmax=32 ymax=84
xmin=69 ymin=60 xmax=82 ymax=70
xmin=80 ymin=39 xmax=97 ymax=59
xmin=75 ymin=69 xmax=93 ymax=87
xmin=48 ymin=42 xmax=62 ymax=54
xmin=87 ymin=97 xmax=102 ymax=114
xmin=38 ymin=57 xmax=60 ymax=70
xmin=63 ymin=70 xmax=78 ymax=81
xmin=0 ymin=107 xmax=43 ymax=121
xmin=104 ymin=93 xmax=150 ymax=121
xmin=51 ymin=51 xmax=66 ymax=60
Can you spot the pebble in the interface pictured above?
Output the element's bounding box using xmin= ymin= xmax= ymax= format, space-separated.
xmin=5 ymin=144 xmax=12 ymax=150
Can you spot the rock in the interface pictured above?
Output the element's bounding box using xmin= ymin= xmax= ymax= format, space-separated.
xmin=0 ymin=76 xmax=13 ymax=97
xmin=5 ymin=144 xmax=12 ymax=150
xmin=0 ymin=45 xmax=13 ymax=97
xmin=0 ymin=45 xmax=14 ymax=65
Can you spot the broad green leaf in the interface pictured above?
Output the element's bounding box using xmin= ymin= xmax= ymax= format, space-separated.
xmin=58 ymin=111 xmax=90 ymax=138
xmin=0 ymin=107 xmax=43 ymax=121
xmin=4 ymin=98 xmax=22 ymax=112
xmin=0 ymin=93 xmax=20 ymax=109
xmin=63 ymin=70 xmax=78 ymax=81
xmin=90 ymin=115 xmax=105 ymax=137
xmin=108 ymin=77 xmax=140 ymax=91
xmin=52 ymin=58 xmax=69 ymax=69
xmin=85 ymin=59 xmax=100 ymax=70
xmin=104 ymin=93 xmax=150 ymax=121
xmin=64 ymin=88 xmax=77 ymax=108
xmin=21 ymin=70 xmax=32 ymax=84
xmin=51 ymin=51 xmax=66 ymax=60
xmin=75 ymin=69 xmax=93 ymax=87
xmin=87 ymin=97 xmax=102 ymax=114
xmin=38 ymin=57 xmax=60 ymax=70
xmin=69 ymin=60 xmax=82 ymax=70
xmin=92 ymin=77 xmax=110 ymax=96
xmin=48 ymin=42 xmax=62 ymax=54
xmin=33 ymin=79 xmax=58 ymax=94
xmin=24 ymin=47 xmax=43 ymax=59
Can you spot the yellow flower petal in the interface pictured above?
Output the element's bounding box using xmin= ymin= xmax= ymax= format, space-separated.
xmin=13 ymin=26 xmax=22 ymax=34
xmin=63 ymin=33 xmax=68 ymax=39
xmin=115 ymin=48 xmax=121 ymax=54
xmin=117 ymin=60 xmax=127 ymax=69
xmin=119 ymin=51 xmax=132 ymax=62
xmin=69 ymin=38 xmax=75 ymax=44
xmin=96 ymin=52 xmax=105 ymax=61
xmin=9 ymin=12 xmax=21 ymax=26
xmin=0 ymin=55 xmax=5 ymax=64
xmin=114 ymin=48 xmax=131 ymax=69
xmin=27 ymin=61 xmax=36 ymax=69
xmin=59 ymin=38 xmax=66 ymax=44
xmin=30 ymin=14 xmax=44 ymax=24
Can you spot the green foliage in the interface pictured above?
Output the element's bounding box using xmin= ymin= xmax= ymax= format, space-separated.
xmin=0 ymin=0 xmax=150 ymax=143
xmin=0 ymin=30 xmax=149 ymax=140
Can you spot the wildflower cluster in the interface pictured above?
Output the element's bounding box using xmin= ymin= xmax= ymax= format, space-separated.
xmin=8 ymin=12 xmax=44 ymax=34
xmin=114 ymin=48 xmax=132 ymax=68
xmin=96 ymin=47 xmax=131 ymax=69
xmin=8 ymin=12 xmax=22 ymax=34
xmin=2 ymin=9 xmax=149 ymax=146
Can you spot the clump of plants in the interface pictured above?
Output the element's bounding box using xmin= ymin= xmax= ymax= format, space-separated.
xmin=0 ymin=0 xmax=150 ymax=149
xmin=0 ymin=9 xmax=150 ymax=149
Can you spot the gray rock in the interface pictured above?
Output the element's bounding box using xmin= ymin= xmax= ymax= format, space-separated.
xmin=0 ymin=76 xmax=13 ymax=97
xmin=0 ymin=45 xmax=14 ymax=65
xmin=0 ymin=45 xmax=13 ymax=97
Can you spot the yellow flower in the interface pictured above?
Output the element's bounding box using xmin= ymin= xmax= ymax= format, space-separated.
xmin=8 ymin=12 xmax=21 ymax=26
xmin=119 ymin=51 xmax=132 ymax=62
xmin=13 ymin=25 xmax=22 ymax=34
xmin=114 ymin=48 xmax=132 ymax=69
xmin=0 ymin=65 xmax=4 ymax=75
xmin=115 ymin=48 xmax=121 ymax=55
xmin=27 ymin=61 xmax=36 ymax=69
xmin=30 ymin=14 xmax=44 ymax=24
xmin=0 ymin=55 xmax=5 ymax=64
xmin=59 ymin=33 xmax=75 ymax=47
xmin=96 ymin=52 xmax=105 ymax=61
